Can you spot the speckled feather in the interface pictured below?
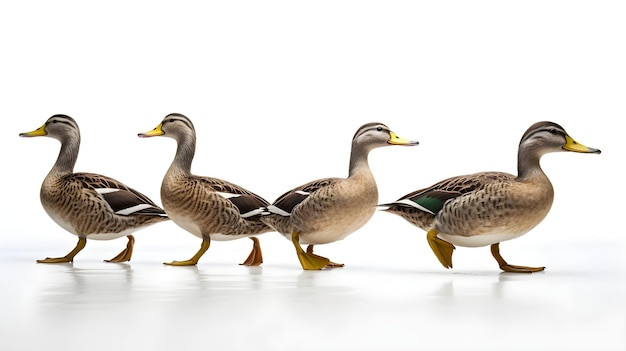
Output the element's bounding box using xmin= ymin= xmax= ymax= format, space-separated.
xmin=260 ymin=122 xmax=416 ymax=246
xmin=142 ymin=113 xmax=273 ymax=241
xmin=41 ymin=172 xmax=168 ymax=236
xmin=269 ymin=178 xmax=339 ymax=214
xmin=381 ymin=121 xmax=603 ymax=248
xmin=161 ymin=172 xmax=272 ymax=238
xmin=23 ymin=114 xmax=168 ymax=241
xmin=262 ymin=175 xmax=378 ymax=244
xmin=383 ymin=172 xmax=552 ymax=239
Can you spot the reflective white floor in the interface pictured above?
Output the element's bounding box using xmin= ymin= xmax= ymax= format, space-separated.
xmin=1 ymin=237 xmax=624 ymax=351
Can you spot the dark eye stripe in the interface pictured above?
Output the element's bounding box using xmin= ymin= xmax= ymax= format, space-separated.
xmin=47 ymin=114 xmax=78 ymax=128
xmin=54 ymin=120 xmax=74 ymax=126
xmin=164 ymin=113 xmax=195 ymax=131
xmin=353 ymin=122 xmax=388 ymax=140
xmin=523 ymin=127 xmax=564 ymax=142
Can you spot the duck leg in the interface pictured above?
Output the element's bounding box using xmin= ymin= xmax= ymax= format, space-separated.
xmin=426 ymin=229 xmax=455 ymax=269
xmin=164 ymin=238 xmax=210 ymax=266
xmin=306 ymin=245 xmax=344 ymax=268
xmin=491 ymin=243 xmax=545 ymax=273
xmin=239 ymin=237 xmax=263 ymax=266
xmin=291 ymin=231 xmax=330 ymax=270
xmin=105 ymin=235 xmax=135 ymax=263
xmin=37 ymin=237 xmax=87 ymax=263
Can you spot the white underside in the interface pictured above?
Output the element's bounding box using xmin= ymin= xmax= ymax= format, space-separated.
xmin=283 ymin=230 xmax=353 ymax=246
xmin=171 ymin=217 xmax=203 ymax=238
xmin=46 ymin=211 xmax=77 ymax=235
xmin=209 ymin=233 xmax=255 ymax=241
xmin=438 ymin=232 xmax=525 ymax=247
xmin=86 ymin=231 xmax=135 ymax=241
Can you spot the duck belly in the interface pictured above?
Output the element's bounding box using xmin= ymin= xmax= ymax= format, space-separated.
xmin=435 ymin=216 xmax=541 ymax=247
xmin=295 ymin=207 xmax=375 ymax=245
xmin=44 ymin=209 xmax=79 ymax=236
xmin=209 ymin=233 xmax=254 ymax=241
xmin=45 ymin=208 xmax=135 ymax=240
xmin=86 ymin=230 xmax=136 ymax=241
xmin=438 ymin=232 xmax=525 ymax=248
xmin=297 ymin=227 xmax=354 ymax=245
xmin=169 ymin=215 xmax=203 ymax=239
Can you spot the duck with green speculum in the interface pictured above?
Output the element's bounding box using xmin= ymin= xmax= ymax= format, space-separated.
xmin=380 ymin=121 xmax=600 ymax=273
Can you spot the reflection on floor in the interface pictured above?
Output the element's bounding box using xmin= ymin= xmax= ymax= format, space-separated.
xmin=1 ymin=239 xmax=624 ymax=351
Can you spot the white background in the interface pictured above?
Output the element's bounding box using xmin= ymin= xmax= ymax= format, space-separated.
xmin=1 ymin=1 xmax=624 ymax=351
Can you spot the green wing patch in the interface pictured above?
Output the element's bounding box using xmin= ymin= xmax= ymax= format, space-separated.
xmin=408 ymin=190 xmax=461 ymax=214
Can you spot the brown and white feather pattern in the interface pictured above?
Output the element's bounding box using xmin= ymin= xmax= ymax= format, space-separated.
xmin=262 ymin=173 xmax=378 ymax=245
xmin=380 ymin=121 xmax=597 ymax=248
xmin=435 ymin=173 xmax=552 ymax=238
xmin=141 ymin=113 xmax=273 ymax=242
xmin=384 ymin=173 xmax=510 ymax=229
xmin=23 ymin=114 xmax=169 ymax=241
xmin=161 ymin=171 xmax=272 ymax=240
xmin=41 ymin=172 xmax=168 ymax=239
xmin=259 ymin=122 xmax=404 ymax=246
xmin=385 ymin=170 xmax=554 ymax=247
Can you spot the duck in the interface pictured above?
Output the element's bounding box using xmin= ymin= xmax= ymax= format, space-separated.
xmin=19 ymin=114 xmax=169 ymax=263
xmin=260 ymin=122 xmax=418 ymax=270
xmin=380 ymin=121 xmax=600 ymax=273
xmin=138 ymin=113 xmax=272 ymax=266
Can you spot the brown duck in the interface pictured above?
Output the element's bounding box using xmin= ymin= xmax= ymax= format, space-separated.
xmin=380 ymin=121 xmax=600 ymax=273
xmin=20 ymin=115 xmax=169 ymax=263
xmin=261 ymin=122 xmax=418 ymax=270
xmin=139 ymin=113 xmax=272 ymax=266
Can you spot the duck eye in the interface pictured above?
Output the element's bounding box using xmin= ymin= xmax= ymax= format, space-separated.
xmin=52 ymin=120 xmax=57 ymax=124
xmin=549 ymin=128 xmax=557 ymax=134
xmin=377 ymin=127 xmax=382 ymax=131
xmin=169 ymin=119 xmax=175 ymax=123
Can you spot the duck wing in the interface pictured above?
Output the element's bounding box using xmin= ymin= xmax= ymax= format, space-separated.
xmin=197 ymin=177 xmax=270 ymax=219
xmin=267 ymin=178 xmax=341 ymax=216
xmin=73 ymin=173 xmax=166 ymax=217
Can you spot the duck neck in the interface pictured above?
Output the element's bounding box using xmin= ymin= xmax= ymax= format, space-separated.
xmin=348 ymin=143 xmax=373 ymax=179
xmin=168 ymin=134 xmax=196 ymax=176
xmin=516 ymin=148 xmax=547 ymax=182
xmin=49 ymin=135 xmax=79 ymax=177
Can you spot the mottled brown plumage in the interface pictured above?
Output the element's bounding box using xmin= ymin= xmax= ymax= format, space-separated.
xmin=41 ymin=172 xmax=167 ymax=236
xmin=139 ymin=113 xmax=271 ymax=266
xmin=20 ymin=115 xmax=168 ymax=263
xmin=261 ymin=122 xmax=419 ymax=270
xmin=381 ymin=121 xmax=601 ymax=272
